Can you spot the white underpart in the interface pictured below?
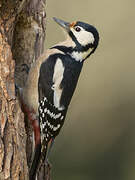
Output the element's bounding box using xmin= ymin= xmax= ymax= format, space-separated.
xmin=71 ymin=27 xmax=95 ymax=46
xmin=71 ymin=48 xmax=92 ymax=62
xmin=52 ymin=58 xmax=65 ymax=109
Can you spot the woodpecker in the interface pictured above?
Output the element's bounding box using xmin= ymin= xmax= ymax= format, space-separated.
xmin=22 ymin=17 xmax=99 ymax=179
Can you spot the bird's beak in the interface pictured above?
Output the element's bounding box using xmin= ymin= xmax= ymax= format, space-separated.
xmin=53 ymin=17 xmax=70 ymax=32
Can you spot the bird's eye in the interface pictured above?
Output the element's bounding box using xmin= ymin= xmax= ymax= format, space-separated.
xmin=75 ymin=26 xmax=81 ymax=32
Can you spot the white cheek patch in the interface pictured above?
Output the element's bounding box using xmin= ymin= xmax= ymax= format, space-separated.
xmin=71 ymin=27 xmax=95 ymax=46
xmin=52 ymin=58 xmax=64 ymax=109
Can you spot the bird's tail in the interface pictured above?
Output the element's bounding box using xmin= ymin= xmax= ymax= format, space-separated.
xmin=29 ymin=142 xmax=48 ymax=180
xmin=40 ymin=140 xmax=48 ymax=164
xmin=29 ymin=143 xmax=41 ymax=180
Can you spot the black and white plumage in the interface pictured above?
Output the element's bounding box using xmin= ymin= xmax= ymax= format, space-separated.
xmin=22 ymin=17 xmax=99 ymax=179
xmin=38 ymin=52 xmax=83 ymax=163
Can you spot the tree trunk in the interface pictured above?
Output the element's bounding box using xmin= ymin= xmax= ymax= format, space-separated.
xmin=0 ymin=0 xmax=48 ymax=179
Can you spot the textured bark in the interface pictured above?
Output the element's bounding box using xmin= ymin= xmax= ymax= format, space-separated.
xmin=13 ymin=0 xmax=46 ymax=88
xmin=0 ymin=24 xmax=28 ymax=180
xmin=0 ymin=0 xmax=50 ymax=179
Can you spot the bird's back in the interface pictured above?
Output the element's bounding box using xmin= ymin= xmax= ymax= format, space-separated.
xmin=22 ymin=48 xmax=65 ymax=114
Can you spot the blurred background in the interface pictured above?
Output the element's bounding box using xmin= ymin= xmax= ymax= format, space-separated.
xmin=45 ymin=0 xmax=135 ymax=180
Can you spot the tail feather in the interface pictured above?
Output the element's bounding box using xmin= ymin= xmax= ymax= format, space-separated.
xmin=29 ymin=142 xmax=48 ymax=180
xmin=29 ymin=143 xmax=41 ymax=180
xmin=40 ymin=140 xmax=48 ymax=164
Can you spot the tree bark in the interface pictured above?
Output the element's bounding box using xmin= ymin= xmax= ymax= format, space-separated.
xmin=0 ymin=0 xmax=48 ymax=179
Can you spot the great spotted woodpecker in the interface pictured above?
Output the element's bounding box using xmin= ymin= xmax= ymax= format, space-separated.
xmin=22 ymin=17 xmax=99 ymax=179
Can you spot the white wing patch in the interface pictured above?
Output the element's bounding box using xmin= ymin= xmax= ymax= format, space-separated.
xmin=52 ymin=58 xmax=65 ymax=109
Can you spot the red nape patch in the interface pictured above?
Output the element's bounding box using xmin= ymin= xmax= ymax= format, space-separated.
xmin=70 ymin=21 xmax=77 ymax=27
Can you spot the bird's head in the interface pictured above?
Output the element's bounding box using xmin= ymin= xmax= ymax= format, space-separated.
xmin=53 ymin=17 xmax=99 ymax=61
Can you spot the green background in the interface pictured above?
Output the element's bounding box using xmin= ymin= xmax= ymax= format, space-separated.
xmin=45 ymin=0 xmax=135 ymax=180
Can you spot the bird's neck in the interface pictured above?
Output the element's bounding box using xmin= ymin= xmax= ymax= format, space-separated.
xmin=51 ymin=37 xmax=93 ymax=62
